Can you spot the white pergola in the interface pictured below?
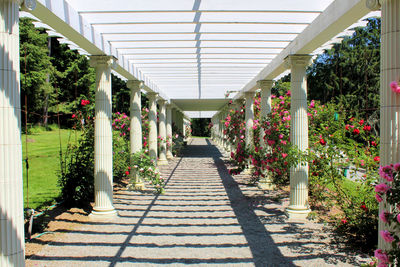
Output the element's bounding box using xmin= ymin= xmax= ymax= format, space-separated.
xmin=0 ymin=0 xmax=398 ymax=266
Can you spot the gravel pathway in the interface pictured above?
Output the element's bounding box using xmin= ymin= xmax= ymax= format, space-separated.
xmin=26 ymin=138 xmax=369 ymax=266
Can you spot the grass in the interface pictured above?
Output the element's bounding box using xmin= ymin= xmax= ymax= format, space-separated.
xmin=22 ymin=127 xmax=80 ymax=210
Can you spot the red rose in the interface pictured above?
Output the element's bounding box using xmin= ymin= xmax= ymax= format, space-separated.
xmin=81 ymin=99 xmax=90 ymax=106
xmin=371 ymin=141 xmax=377 ymax=147
xmin=319 ymin=138 xmax=326 ymax=146
xmin=363 ymin=125 xmax=371 ymax=131
xmin=353 ymin=128 xmax=360 ymax=135
xmin=360 ymin=204 xmax=368 ymax=212
xmin=72 ymin=114 xmax=76 ymax=118
xmin=341 ymin=219 xmax=348 ymax=224
xmin=374 ymin=156 xmax=380 ymax=162
xmin=359 ymin=119 xmax=364 ymax=125
xmin=125 ymin=171 xmax=130 ymax=175
xmin=345 ymin=125 xmax=350 ymax=131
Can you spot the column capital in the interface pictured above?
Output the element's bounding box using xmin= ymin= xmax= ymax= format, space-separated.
xmin=157 ymin=98 xmax=167 ymax=105
xmin=244 ymin=91 xmax=255 ymax=98
xmin=146 ymin=92 xmax=158 ymax=99
xmin=19 ymin=0 xmax=36 ymax=11
xmin=366 ymin=0 xmax=381 ymax=10
xmin=126 ymin=80 xmax=143 ymax=90
xmin=89 ymin=55 xmax=117 ymax=68
xmin=284 ymin=54 xmax=313 ymax=69
xmin=257 ymin=80 xmax=274 ymax=90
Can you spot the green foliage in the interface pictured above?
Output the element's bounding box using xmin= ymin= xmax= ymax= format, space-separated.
xmin=191 ymin=118 xmax=211 ymax=137
xmin=58 ymin=122 xmax=95 ymax=207
xmin=20 ymin=18 xmax=55 ymax=124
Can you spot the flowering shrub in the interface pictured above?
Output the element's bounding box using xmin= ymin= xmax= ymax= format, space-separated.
xmin=185 ymin=124 xmax=192 ymax=139
xmin=127 ymin=150 xmax=166 ymax=194
xmin=157 ymin=135 xmax=166 ymax=153
xmin=374 ymin=163 xmax=400 ymax=266
xmin=222 ymin=85 xmax=380 ymax=249
xmin=112 ymin=112 xmax=130 ymax=139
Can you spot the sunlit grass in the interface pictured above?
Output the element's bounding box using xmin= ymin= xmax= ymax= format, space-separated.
xmin=22 ymin=127 xmax=80 ymax=210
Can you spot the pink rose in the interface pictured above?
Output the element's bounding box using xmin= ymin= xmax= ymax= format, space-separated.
xmin=379 ymin=211 xmax=389 ymax=223
xmin=375 ymin=183 xmax=390 ymax=193
xmin=380 ymin=230 xmax=394 ymax=243
xmin=375 ymin=194 xmax=383 ymax=202
xmin=374 ymin=249 xmax=389 ymax=263
xmin=390 ymin=81 xmax=400 ymax=93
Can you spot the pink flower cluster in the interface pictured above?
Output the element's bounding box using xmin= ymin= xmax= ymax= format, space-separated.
xmin=374 ymin=162 xmax=400 ymax=266
xmin=390 ymin=81 xmax=400 ymax=94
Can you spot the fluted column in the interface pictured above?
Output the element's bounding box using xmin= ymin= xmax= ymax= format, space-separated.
xmin=285 ymin=55 xmax=312 ymax=219
xmin=244 ymin=92 xmax=255 ymax=149
xmin=368 ymin=0 xmax=400 ymax=249
xmin=147 ymin=92 xmax=158 ymax=162
xmin=258 ymin=80 xmax=275 ymax=190
xmin=259 ymin=80 xmax=274 ymax=145
xmin=89 ymin=55 xmax=117 ymax=218
xmin=223 ymin=108 xmax=230 ymax=151
xmin=166 ymin=104 xmax=173 ymax=159
xmin=182 ymin=114 xmax=187 ymax=139
xmin=158 ymin=99 xmax=168 ymax=165
xmin=0 ymin=1 xmax=34 ymax=265
xmin=127 ymin=80 xmax=144 ymax=190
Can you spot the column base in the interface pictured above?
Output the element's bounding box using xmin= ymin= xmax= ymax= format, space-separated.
xmin=89 ymin=208 xmax=118 ymax=220
xmin=128 ymin=182 xmax=146 ymax=191
xmin=166 ymin=152 xmax=174 ymax=159
xmin=157 ymin=158 xmax=169 ymax=165
xmin=257 ymin=179 xmax=275 ymax=190
xmin=242 ymin=167 xmax=253 ymax=175
xmin=285 ymin=207 xmax=311 ymax=221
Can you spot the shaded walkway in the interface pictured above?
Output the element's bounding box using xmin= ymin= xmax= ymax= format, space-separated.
xmin=26 ymin=138 xmax=367 ymax=266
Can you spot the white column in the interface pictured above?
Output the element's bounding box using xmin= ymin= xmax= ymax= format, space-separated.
xmin=367 ymin=0 xmax=400 ymax=249
xmin=127 ymin=80 xmax=144 ymax=190
xmin=181 ymin=113 xmax=186 ymax=139
xmin=258 ymin=80 xmax=273 ymax=144
xmin=158 ymin=99 xmax=168 ymax=165
xmin=89 ymin=55 xmax=117 ymax=218
xmin=0 ymin=1 xmax=33 ymax=265
xmin=147 ymin=92 xmax=158 ymax=161
xmin=223 ymin=109 xmax=230 ymax=151
xmin=166 ymin=104 xmax=173 ymax=159
xmin=244 ymin=92 xmax=255 ymax=149
xmin=258 ymin=80 xmax=275 ymax=190
xmin=285 ymin=54 xmax=312 ymax=219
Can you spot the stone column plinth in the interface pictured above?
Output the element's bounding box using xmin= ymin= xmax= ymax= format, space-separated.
xmin=89 ymin=55 xmax=117 ymax=218
xmin=258 ymin=80 xmax=275 ymax=190
xmin=285 ymin=55 xmax=312 ymax=220
xmin=127 ymin=80 xmax=144 ymax=190
xmin=370 ymin=0 xmax=400 ymax=249
xmin=166 ymin=105 xmax=173 ymax=159
xmin=158 ymin=99 xmax=168 ymax=165
xmin=0 ymin=1 xmax=31 ymax=265
xmin=147 ymin=92 xmax=158 ymax=162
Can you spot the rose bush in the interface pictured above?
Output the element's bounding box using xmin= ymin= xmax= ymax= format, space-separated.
xmin=222 ymin=86 xmax=380 ymax=250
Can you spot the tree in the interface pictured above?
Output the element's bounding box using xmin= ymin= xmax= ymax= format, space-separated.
xmin=307 ymin=18 xmax=381 ymax=120
xmin=20 ymin=17 xmax=54 ymax=125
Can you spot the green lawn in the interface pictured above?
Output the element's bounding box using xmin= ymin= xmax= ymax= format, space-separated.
xmin=22 ymin=128 xmax=79 ymax=210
